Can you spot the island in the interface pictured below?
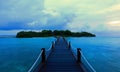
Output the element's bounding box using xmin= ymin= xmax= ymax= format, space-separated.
xmin=16 ymin=30 xmax=96 ymax=38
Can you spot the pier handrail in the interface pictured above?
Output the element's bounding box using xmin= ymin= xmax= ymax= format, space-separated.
xmin=28 ymin=41 xmax=55 ymax=72
xmin=78 ymin=49 xmax=96 ymax=72
xmin=67 ymin=41 xmax=96 ymax=72
xmin=46 ymin=41 xmax=55 ymax=58
xmin=28 ymin=50 xmax=43 ymax=72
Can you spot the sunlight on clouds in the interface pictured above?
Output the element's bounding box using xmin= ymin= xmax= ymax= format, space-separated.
xmin=96 ymin=4 xmax=120 ymax=14
xmin=107 ymin=21 xmax=120 ymax=26
xmin=105 ymin=21 xmax=120 ymax=31
xmin=45 ymin=0 xmax=120 ymax=15
xmin=108 ymin=21 xmax=120 ymax=24
xmin=44 ymin=0 xmax=120 ymax=33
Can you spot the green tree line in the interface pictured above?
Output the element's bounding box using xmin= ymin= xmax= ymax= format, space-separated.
xmin=16 ymin=30 xmax=96 ymax=38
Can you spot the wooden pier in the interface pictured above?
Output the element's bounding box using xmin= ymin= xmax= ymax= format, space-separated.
xmin=28 ymin=37 xmax=96 ymax=72
xmin=39 ymin=37 xmax=83 ymax=72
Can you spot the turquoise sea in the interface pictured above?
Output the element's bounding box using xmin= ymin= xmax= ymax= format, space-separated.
xmin=0 ymin=37 xmax=55 ymax=72
xmin=0 ymin=37 xmax=120 ymax=72
xmin=67 ymin=37 xmax=120 ymax=72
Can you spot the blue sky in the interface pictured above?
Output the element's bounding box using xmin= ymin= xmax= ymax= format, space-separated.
xmin=0 ymin=0 xmax=120 ymax=36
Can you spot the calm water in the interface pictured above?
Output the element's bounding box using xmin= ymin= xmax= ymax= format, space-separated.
xmin=67 ymin=37 xmax=120 ymax=72
xmin=0 ymin=37 xmax=55 ymax=72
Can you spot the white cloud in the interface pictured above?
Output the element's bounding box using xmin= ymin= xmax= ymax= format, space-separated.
xmin=65 ymin=16 xmax=108 ymax=32
xmin=0 ymin=0 xmax=44 ymax=23
xmin=28 ymin=21 xmax=38 ymax=26
xmin=42 ymin=8 xmax=60 ymax=17
xmin=0 ymin=0 xmax=120 ymax=36
xmin=44 ymin=0 xmax=120 ymax=34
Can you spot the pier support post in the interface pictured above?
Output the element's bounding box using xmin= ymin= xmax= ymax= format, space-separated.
xmin=41 ymin=48 xmax=46 ymax=63
xmin=77 ymin=48 xmax=81 ymax=63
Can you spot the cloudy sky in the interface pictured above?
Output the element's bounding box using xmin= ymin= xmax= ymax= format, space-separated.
xmin=0 ymin=0 xmax=120 ymax=36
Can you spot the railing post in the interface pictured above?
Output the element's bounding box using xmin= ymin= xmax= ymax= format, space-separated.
xmin=57 ymin=36 xmax=60 ymax=42
xmin=52 ymin=41 xmax=54 ymax=49
xmin=55 ymin=40 xmax=57 ymax=44
xmin=63 ymin=37 xmax=66 ymax=41
xmin=68 ymin=41 xmax=71 ymax=49
xmin=41 ymin=48 xmax=46 ymax=63
xmin=55 ymin=36 xmax=59 ymax=44
xmin=77 ymin=48 xmax=81 ymax=63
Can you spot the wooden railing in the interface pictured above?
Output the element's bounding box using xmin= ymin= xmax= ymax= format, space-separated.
xmin=28 ymin=41 xmax=55 ymax=72
xmin=77 ymin=48 xmax=81 ymax=63
xmin=77 ymin=48 xmax=96 ymax=72
xmin=28 ymin=49 xmax=44 ymax=72
xmin=28 ymin=37 xmax=96 ymax=72
xmin=64 ymin=37 xmax=96 ymax=72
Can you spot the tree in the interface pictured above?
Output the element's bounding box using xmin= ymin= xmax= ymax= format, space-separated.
xmin=16 ymin=30 xmax=96 ymax=38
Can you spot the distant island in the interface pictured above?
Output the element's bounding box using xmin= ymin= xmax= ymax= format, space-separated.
xmin=16 ymin=30 xmax=96 ymax=38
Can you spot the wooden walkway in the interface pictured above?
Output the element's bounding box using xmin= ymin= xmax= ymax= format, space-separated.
xmin=39 ymin=37 xmax=84 ymax=72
